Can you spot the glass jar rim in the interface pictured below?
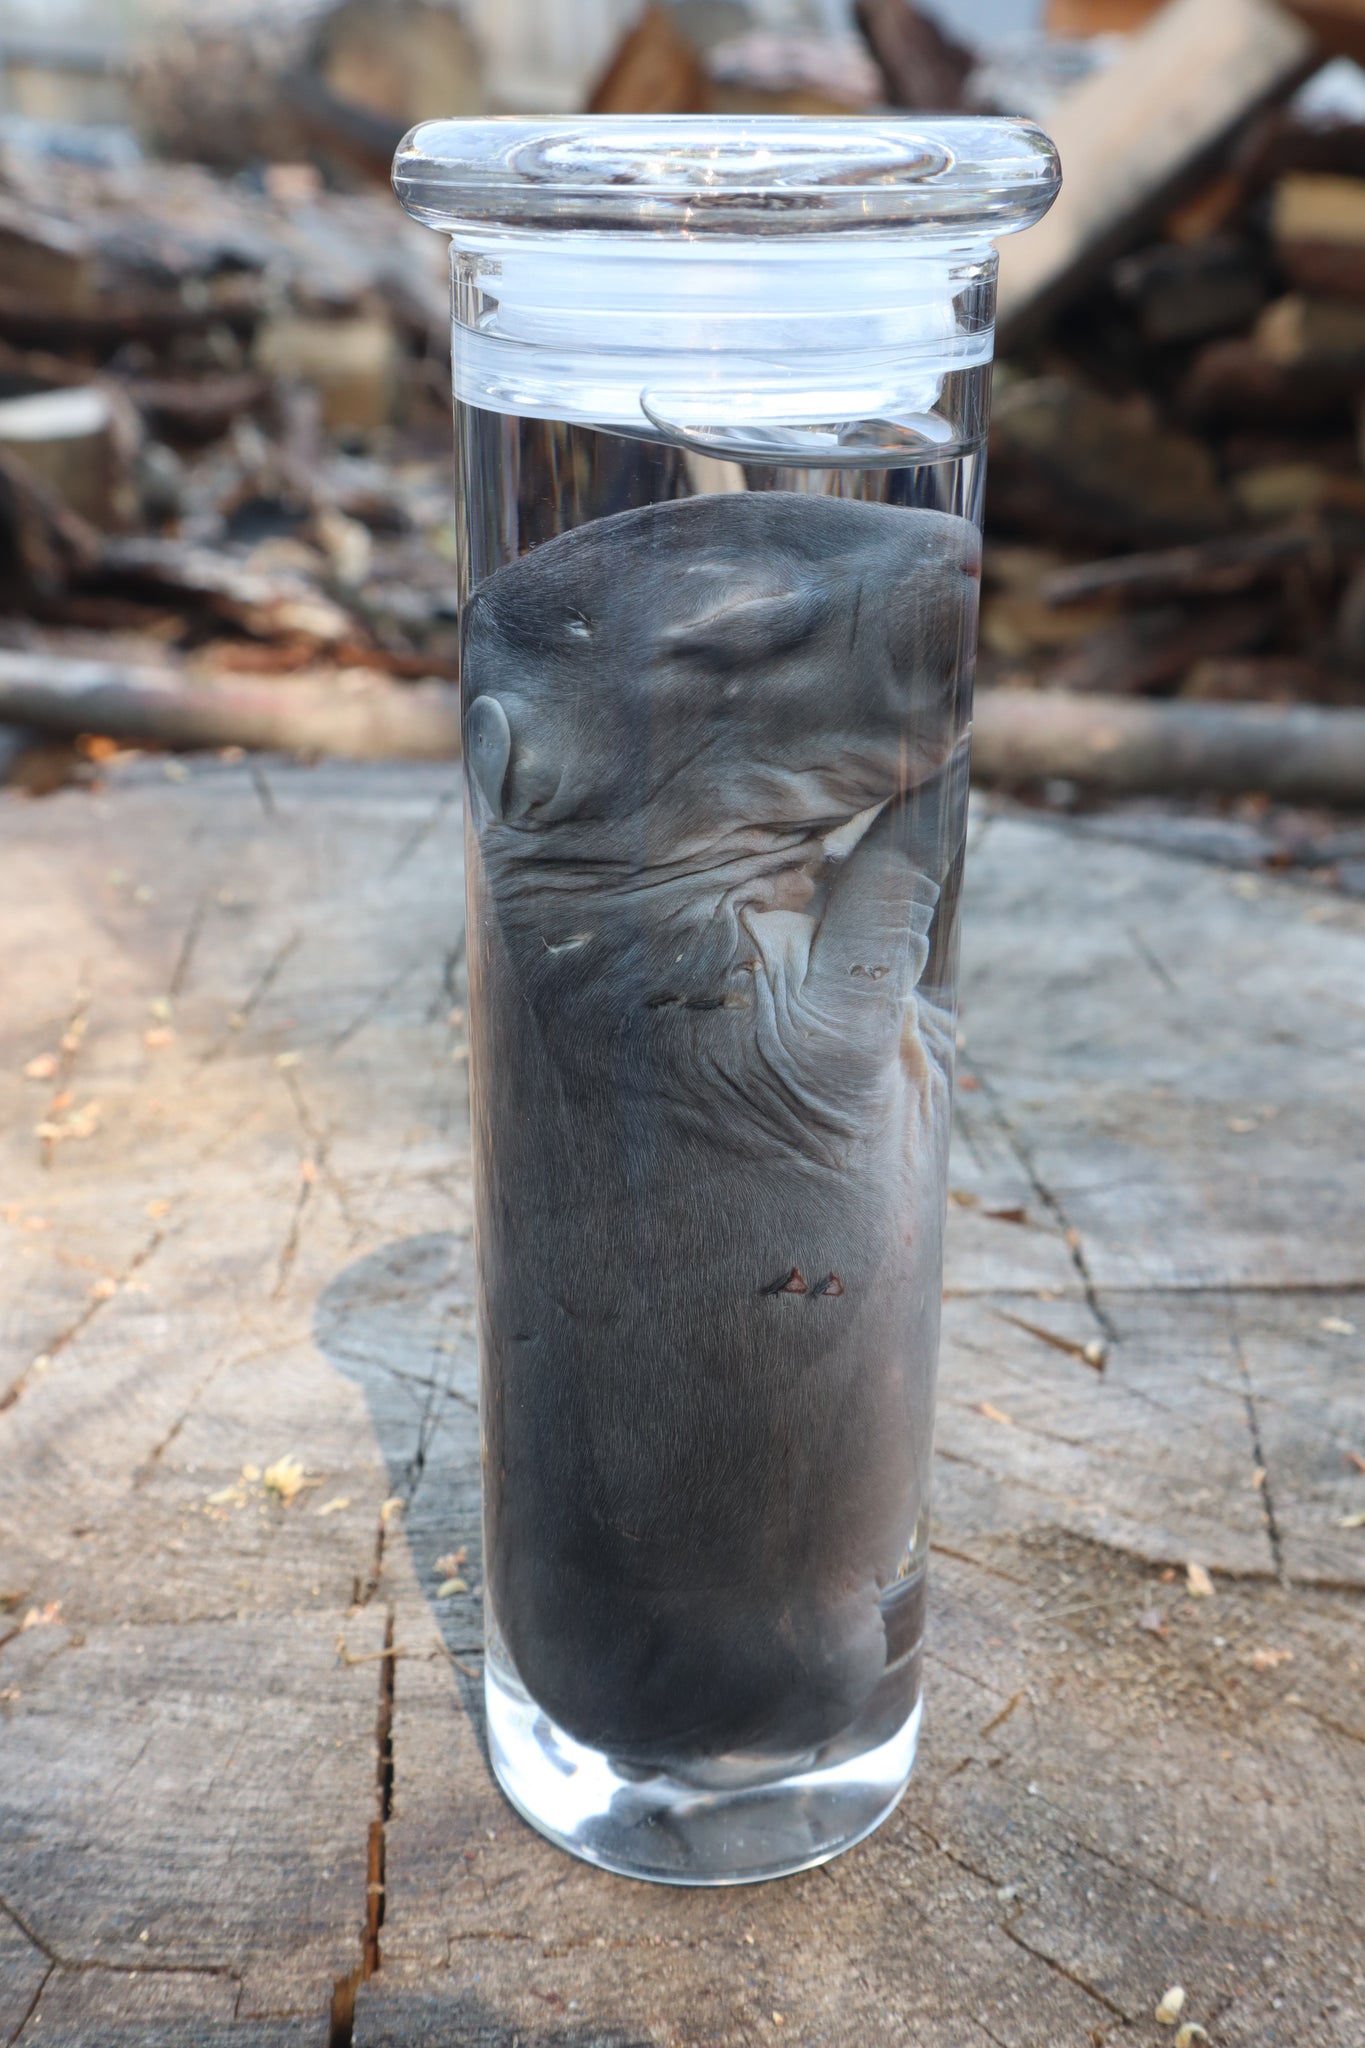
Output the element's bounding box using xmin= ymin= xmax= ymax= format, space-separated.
xmin=393 ymin=115 xmax=1061 ymax=241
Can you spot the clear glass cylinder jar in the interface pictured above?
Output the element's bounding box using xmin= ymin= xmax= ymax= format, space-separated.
xmin=394 ymin=116 xmax=1060 ymax=1887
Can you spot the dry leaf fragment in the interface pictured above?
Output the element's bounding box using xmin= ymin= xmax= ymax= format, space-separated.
xmin=263 ymin=1455 xmax=309 ymax=1503
xmin=1227 ymin=1116 xmax=1257 ymax=1134
xmin=1321 ymin=1316 xmax=1356 ymax=1337
xmin=90 ymin=1277 xmax=118 ymax=1302
xmin=316 ymin=1496 xmax=351 ymax=1518
xmin=207 ymin=1485 xmax=245 ymax=1507
xmin=143 ymin=1027 xmax=174 ymax=1051
xmin=1347 ymin=1451 xmax=1365 ymax=1475
xmin=379 ymin=1497 xmax=404 ymax=1524
xmin=436 ymin=1578 xmax=469 ymax=1599
xmin=435 ymin=1550 xmax=467 ymax=1579
xmin=1339 ymin=1510 xmax=1365 ymax=1531
xmin=1156 ymin=1986 xmax=1187 ymax=2025
xmin=299 ymin=1159 xmax=319 ymax=1185
xmin=1174 ymin=2028 xmax=1209 ymax=2048
xmin=1248 ymin=1648 xmax=1293 ymax=1671
xmin=20 ymin=1601 xmax=61 ymax=1631
xmin=23 ymin=1053 xmax=58 ymax=1082
xmin=274 ymin=1051 xmax=302 ymax=1070
xmin=241 ymin=1463 xmax=261 ymax=1482
xmin=1186 ymin=1563 xmax=1214 ymax=1599
xmin=976 ymin=1401 xmax=1014 ymax=1426
xmin=146 ymin=1198 xmax=172 ymax=1220
xmin=35 ymin=1102 xmax=102 ymax=1144
xmin=948 ymin=1189 xmax=979 ymax=1209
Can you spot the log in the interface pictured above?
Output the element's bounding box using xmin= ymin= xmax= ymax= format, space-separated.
xmin=286 ymin=0 xmax=485 ymax=180
xmin=0 ymin=196 xmax=95 ymax=315
xmin=587 ymin=6 xmax=711 ymax=116
xmin=996 ymin=0 xmax=1318 ymax=344
xmin=253 ymin=315 xmax=399 ymax=433
xmin=1044 ymin=0 xmax=1166 ymax=26
xmin=989 ymin=377 xmax=1232 ymax=549
xmin=1273 ymin=171 xmax=1365 ymax=297
xmin=313 ymin=0 xmax=482 ymax=129
xmin=1046 ymin=598 xmax=1280 ymax=695
xmin=94 ymin=537 xmax=358 ymax=644
xmin=1282 ymin=0 xmax=1365 ymax=61
xmin=132 ymin=0 xmax=482 ymax=177
xmin=0 ymin=447 xmax=104 ymax=598
xmin=11 ymin=652 xmax=1363 ymax=807
xmin=1339 ymin=559 xmax=1365 ymax=655
xmin=1179 ymin=335 xmax=1360 ymax=429
xmin=0 ymin=650 xmax=459 ymax=761
xmin=117 ymin=371 xmax=270 ymax=445
xmin=971 ymin=689 xmax=1365 ymax=803
xmin=1042 ymin=526 xmax=1347 ymax=606
xmin=852 ymin=0 xmax=973 ymax=113
xmin=0 ymin=387 xmax=118 ymax=527
xmin=1256 ymin=290 xmax=1365 ymax=367
xmin=1232 ymin=460 xmax=1365 ymax=520
xmin=1183 ymin=653 xmax=1362 ymax=703
xmin=1109 ymin=236 xmax=1267 ymax=344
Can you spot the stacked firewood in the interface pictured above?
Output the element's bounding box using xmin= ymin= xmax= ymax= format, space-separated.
xmin=0 ymin=120 xmax=464 ymax=789
xmin=2 ymin=0 xmax=1365 ymax=810
xmin=975 ymin=0 xmax=1365 ymax=720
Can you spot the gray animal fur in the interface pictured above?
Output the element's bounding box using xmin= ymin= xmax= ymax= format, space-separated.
xmin=462 ymin=491 xmax=980 ymax=1773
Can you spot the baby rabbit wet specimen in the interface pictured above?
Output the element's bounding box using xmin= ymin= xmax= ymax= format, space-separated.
xmin=463 ymin=492 xmax=980 ymax=1774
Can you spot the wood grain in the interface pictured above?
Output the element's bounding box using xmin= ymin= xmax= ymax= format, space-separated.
xmin=1 ymin=760 xmax=1361 ymax=2045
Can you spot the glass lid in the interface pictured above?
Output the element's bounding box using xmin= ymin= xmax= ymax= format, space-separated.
xmin=393 ymin=116 xmax=1061 ymax=240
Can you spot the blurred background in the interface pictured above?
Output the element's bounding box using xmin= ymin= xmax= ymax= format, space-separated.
xmin=0 ymin=0 xmax=1363 ymax=869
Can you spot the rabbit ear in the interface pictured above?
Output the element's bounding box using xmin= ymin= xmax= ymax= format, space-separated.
xmin=656 ymin=580 xmax=835 ymax=670
xmin=466 ymin=694 xmax=512 ymax=822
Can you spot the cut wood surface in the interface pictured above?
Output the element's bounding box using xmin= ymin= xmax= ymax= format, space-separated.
xmin=995 ymin=0 xmax=1317 ymax=343
xmin=1 ymin=762 xmax=1363 ymax=2046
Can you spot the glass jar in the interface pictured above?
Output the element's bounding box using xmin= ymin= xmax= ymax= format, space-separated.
xmin=394 ymin=115 xmax=1060 ymax=1886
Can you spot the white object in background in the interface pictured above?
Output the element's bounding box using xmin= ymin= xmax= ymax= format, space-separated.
xmin=466 ymin=0 xmax=642 ymax=112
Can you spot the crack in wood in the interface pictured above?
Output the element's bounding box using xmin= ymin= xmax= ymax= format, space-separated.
xmin=0 ymin=1230 xmax=163 ymax=1416
xmin=168 ymin=886 xmax=213 ymax=999
xmin=201 ymin=932 xmax=301 ymax=1065
xmin=970 ymin=1071 xmax=1121 ymax=1351
xmin=0 ymin=1897 xmax=245 ymax=1994
xmin=328 ymin=951 xmax=427 ymax=1054
xmin=386 ymin=787 xmax=457 ymax=880
xmin=6 ymin=1960 xmax=52 ymax=2046
xmin=271 ymin=1171 xmax=313 ymax=1303
xmin=250 ymin=763 xmax=279 ymax=820
xmin=1227 ymin=1312 xmax=1288 ymax=1588
xmin=900 ymin=1818 xmax=1137 ymax=2023
xmin=997 ymin=1922 xmax=1131 ymax=2024
xmin=280 ymin=1065 xmax=363 ymax=1244
xmin=1126 ymin=922 xmax=1180 ymax=996
xmin=330 ymin=1605 xmax=395 ymax=2048
xmin=132 ymin=1356 xmax=226 ymax=1491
